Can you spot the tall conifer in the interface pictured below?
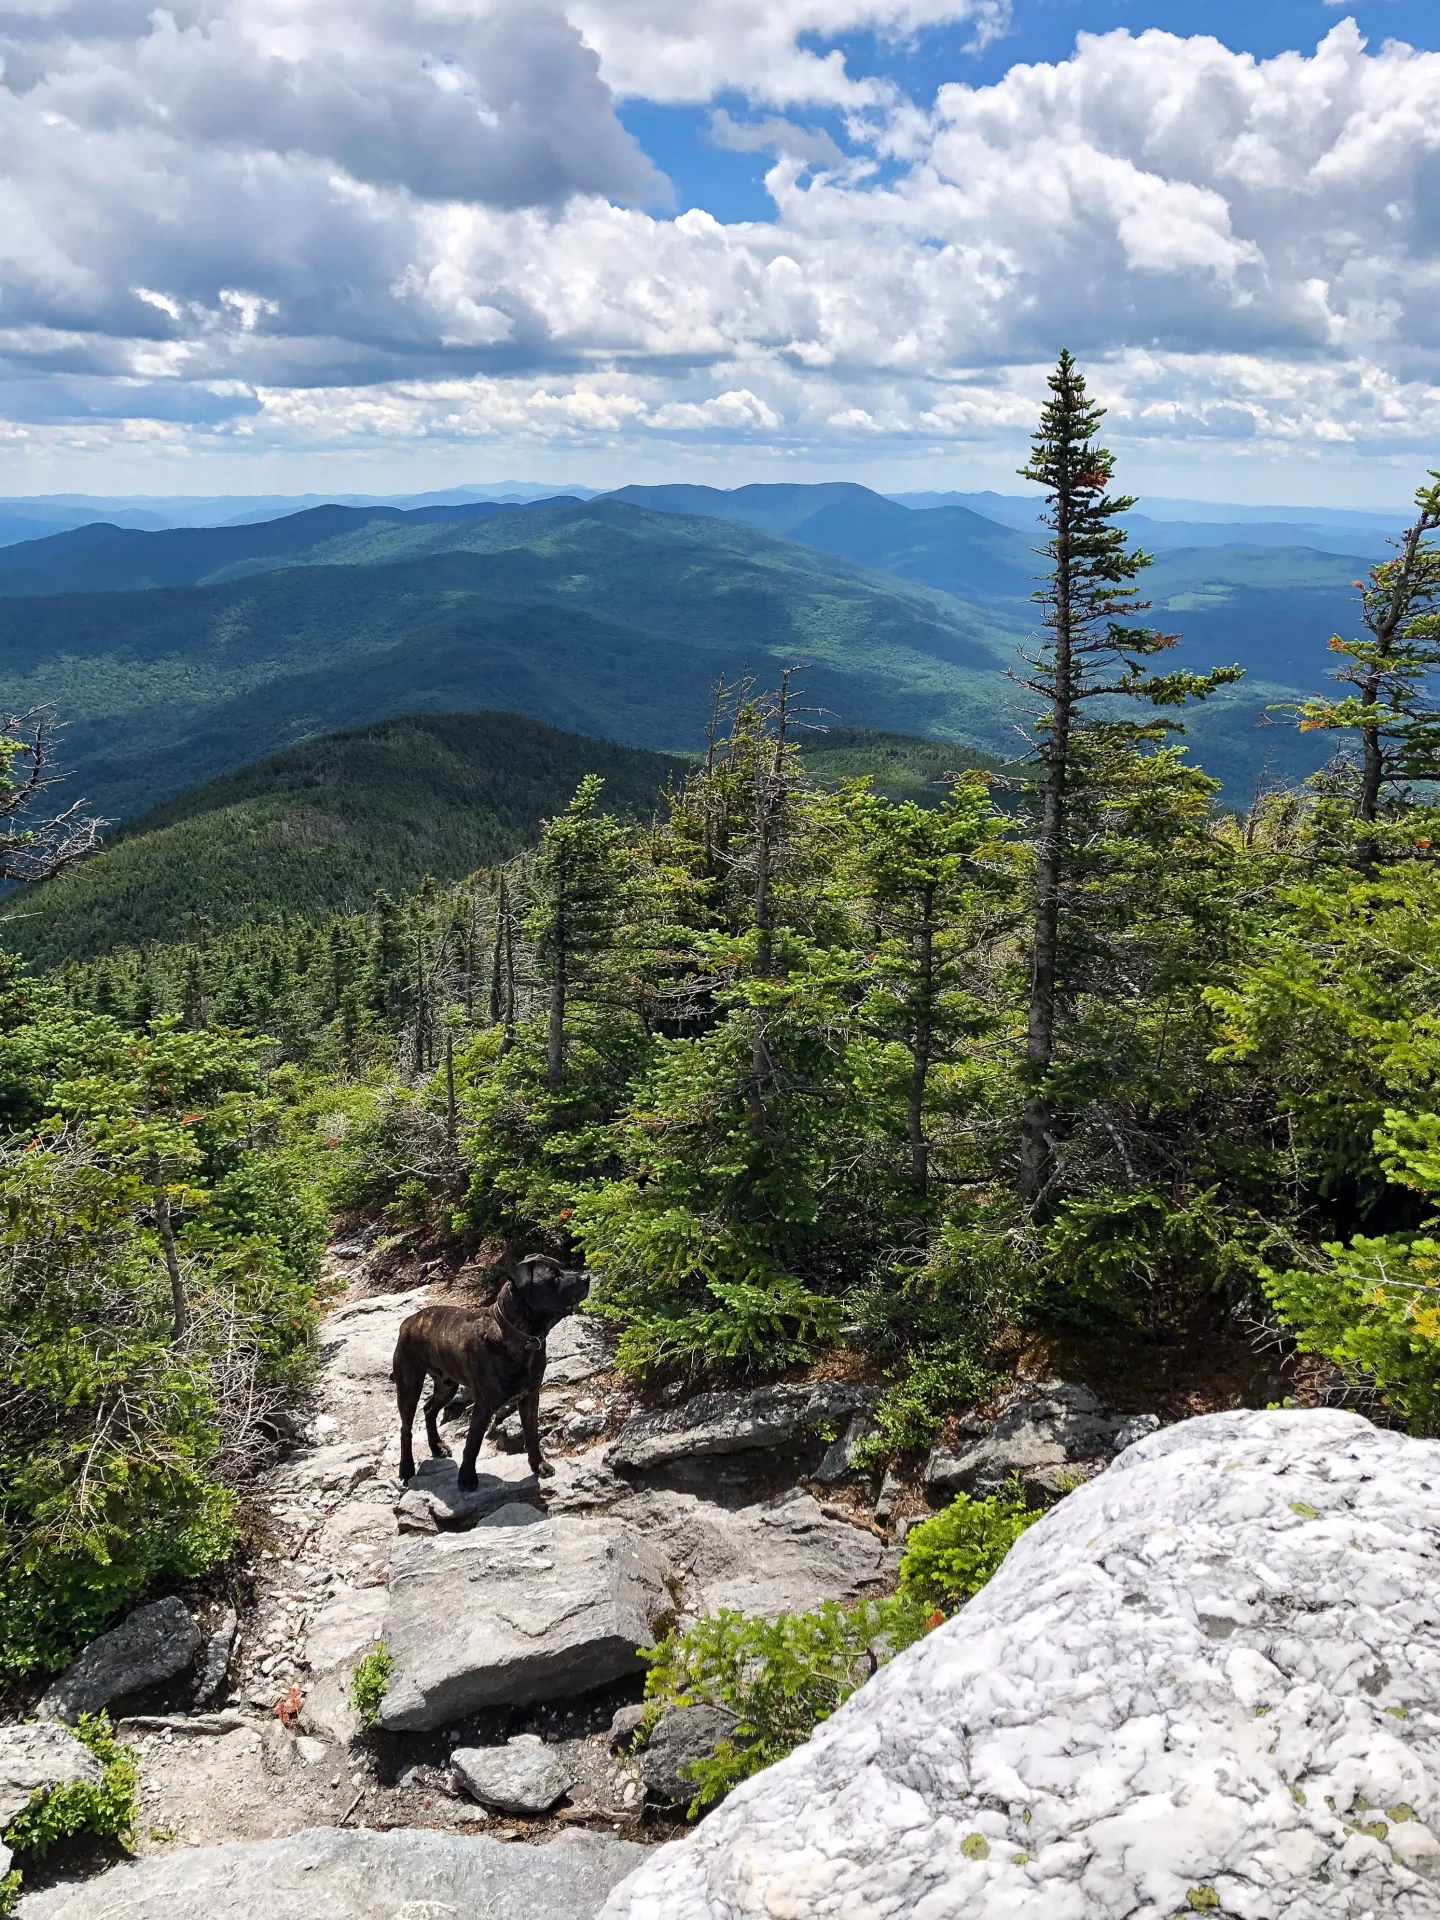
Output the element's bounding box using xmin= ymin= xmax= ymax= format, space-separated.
xmin=1016 ymin=351 xmax=1239 ymax=1206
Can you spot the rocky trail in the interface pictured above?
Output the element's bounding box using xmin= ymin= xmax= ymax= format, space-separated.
xmin=5 ymin=1243 xmax=1165 ymax=1916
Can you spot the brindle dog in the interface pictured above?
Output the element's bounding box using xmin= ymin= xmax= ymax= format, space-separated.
xmin=392 ymin=1255 xmax=590 ymax=1491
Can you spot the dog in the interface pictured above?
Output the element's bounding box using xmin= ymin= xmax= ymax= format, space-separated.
xmin=392 ymin=1254 xmax=591 ymax=1492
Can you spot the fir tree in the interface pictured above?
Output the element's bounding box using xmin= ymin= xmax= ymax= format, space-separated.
xmin=1015 ymin=351 xmax=1241 ymax=1208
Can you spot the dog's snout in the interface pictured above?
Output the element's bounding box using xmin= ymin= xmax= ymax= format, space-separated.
xmin=564 ymin=1268 xmax=592 ymax=1303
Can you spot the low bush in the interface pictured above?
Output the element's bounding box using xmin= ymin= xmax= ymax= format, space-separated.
xmin=896 ymin=1482 xmax=1042 ymax=1610
xmin=639 ymin=1485 xmax=1044 ymax=1815
xmin=0 ymin=1714 xmax=138 ymax=1914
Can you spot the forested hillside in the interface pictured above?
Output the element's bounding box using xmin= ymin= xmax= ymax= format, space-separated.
xmin=0 ymin=506 xmax=1022 ymax=821
xmin=3 ymin=361 xmax=1437 ymax=1755
xmin=0 ymin=713 xmax=690 ymax=966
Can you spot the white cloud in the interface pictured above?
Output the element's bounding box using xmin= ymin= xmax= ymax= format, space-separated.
xmin=0 ymin=13 xmax=1439 ymax=485
xmin=567 ymin=0 xmax=1011 ymax=107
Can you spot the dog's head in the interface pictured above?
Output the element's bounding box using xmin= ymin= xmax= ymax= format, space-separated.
xmin=508 ymin=1254 xmax=591 ymax=1335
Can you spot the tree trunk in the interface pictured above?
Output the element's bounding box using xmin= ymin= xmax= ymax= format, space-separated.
xmin=153 ymin=1167 xmax=188 ymax=1342
xmin=1019 ymin=495 xmax=1074 ymax=1209
xmin=547 ymin=854 xmax=567 ymax=1088
xmin=908 ymin=883 xmax=936 ymax=1197
xmin=445 ymin=1033 xmax=457 ymax=1150
xmin=489 ymin=874 xmax=507 ymax=1027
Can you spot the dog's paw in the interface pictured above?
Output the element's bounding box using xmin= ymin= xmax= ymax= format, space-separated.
xmin=430 ymin=1442 xmax=453 ymax=1459
xmin=536 ymin=1459 xmax=556 ymax=1479
xmin=399 ymin=1462 xmax=416 ymax=1484
xmin=456 ymin=1468 xmax=479 ymax=1493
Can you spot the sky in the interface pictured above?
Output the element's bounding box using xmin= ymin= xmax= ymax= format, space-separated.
xmin=1 ymin=0 xmax=1438 ymax=505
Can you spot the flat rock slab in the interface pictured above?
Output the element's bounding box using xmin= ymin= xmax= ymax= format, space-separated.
xmin=617 ymin=1489 xmax=884 ymax=1618
xmin=608 ymin=1382 xmax=871 ymax=1473
xmin=394 ymin=1453 xmax=541 ymax=1531
xmin=924 ymin=1379 xmax=1159 ymax=1501
xmin=301 ymin=1587 xmax=388 ymax=1675
xmin=599 ymin=1408 xmax=1440 ymax=1920
xmin=39 ymin=1597 xmax=200 ymax=1723
xmin=379 ymin=1516 xmax=671 ymax=1729
xmin=317 ymin=1286 xmax=431 ymax=1445
xmin=452 ymin=1737 xmax=573 ymax=1813
xmin=17 ymin=1825 xmax=648 ymax=1919
xmin=0 ymin=1722 xmax=104 ymax=1829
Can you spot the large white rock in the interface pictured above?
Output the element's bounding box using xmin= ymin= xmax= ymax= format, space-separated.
xmin=599 ymin=1409 xmax=1440 ymax=1920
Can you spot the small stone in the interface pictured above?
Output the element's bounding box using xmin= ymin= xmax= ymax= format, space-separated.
xmin=607 ymin=1704 xmax=646 ymax=1752
xmin=193 ymin=1609 xmax=238 ymax=1708
xmin=451 ymin=1739 xmax=573 ymax=1815
xmin=640 ymin=1705 xmax=740 ymax=1807
xmin=873 ymin=1470 xmax=902 ymax=1527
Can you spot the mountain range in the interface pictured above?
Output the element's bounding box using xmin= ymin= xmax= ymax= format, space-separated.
xmin=0 ymin=481 xmax=1383 ymax=843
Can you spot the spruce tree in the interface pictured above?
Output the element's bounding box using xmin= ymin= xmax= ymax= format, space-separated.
xmin=1016 ymin=351 xmax=1240 ymax=1207
xmin=1291 ymin=470 xmax=1440 ymax=863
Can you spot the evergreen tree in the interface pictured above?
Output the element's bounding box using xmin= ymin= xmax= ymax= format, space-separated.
xmin=1291 ymin=471 xmax=1440 ymax=862
xmin=1015 ymin=351 xmax=1240 ymax=1207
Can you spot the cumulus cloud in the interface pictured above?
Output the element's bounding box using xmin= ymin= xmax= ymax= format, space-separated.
xmin=1 ymin=12 xmax=1438 ymax=477
xmin=568 ymin=0 xmax=1011 ymax=108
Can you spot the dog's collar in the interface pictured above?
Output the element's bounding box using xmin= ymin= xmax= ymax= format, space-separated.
xmin=495 ymin=1292 xmax=544 ymax=1355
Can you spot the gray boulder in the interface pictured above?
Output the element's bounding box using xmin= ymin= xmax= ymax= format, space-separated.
xmin=544 ymin=1315 xmax=614 ymax=1386
xmin=452 ymin=1736 xmax=573 ymax=1814
xmin=924 ymin=1380 xmax=1159 ymax=1501
xmin=16 ymin=1825 xmax=647 ymax=1919
xmin=0 ymin=1722 xmax=104 ymax=1829
xmin=618 ymin=1489 xmax=884 ymax=1618
xmin=641 ymin=1706 xmax=740 ymax=1807
xmin=378 ymin=1516 xmax=671 ymax=1729
xmin=38 ymin=1597 xmax=200 ymax=1722
xmin=608 ymin=1382 xmax=871 ymax=1473
xmin=394 ymin=1453 xmax=541 ymax=1531
xmin=600 ymin=1409 xmax=1440 ymax=1920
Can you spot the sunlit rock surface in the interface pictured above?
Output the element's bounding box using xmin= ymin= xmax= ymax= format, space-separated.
xmin=601 ymin=1409 xmax=1440 ymax=1920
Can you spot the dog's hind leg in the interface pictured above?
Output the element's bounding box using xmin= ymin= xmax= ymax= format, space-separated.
xmin=393 ymin=1347 xmax=426 ymax=1484
xmin=424 ymin=1377 xmax=460 ymax=1458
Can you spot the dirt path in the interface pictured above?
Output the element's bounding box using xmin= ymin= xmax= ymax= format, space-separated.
xmin=123 ymin=1253 xmax=649 ymax=1859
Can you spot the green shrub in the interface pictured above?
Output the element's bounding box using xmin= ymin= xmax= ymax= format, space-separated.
xmin=640 ymin=1478 xmax=1048 ymax=1815
xmin=897 ymin=1483 xmax=1043 ymax=1611
xmin=1265 ymin=1234 xmax=1440 ymax=1433
xmin=349 ymin=1644 xmax=393 ymax=1727
xmin=639 ymin=1595 xmax=932 ymax=1814
xmin=1 ymin=1713 xmax=138 ymax=1910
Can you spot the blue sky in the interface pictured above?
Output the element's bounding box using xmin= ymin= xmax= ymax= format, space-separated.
xmin=0 ymin=1 xmax=1437 ymax=505
xmin=630 ymin=3 xmax=1440 ymax=226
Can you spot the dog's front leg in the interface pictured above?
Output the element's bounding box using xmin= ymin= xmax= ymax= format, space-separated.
xmin=457 ymin=1395 xmax=498 ymax=1494
xmin=518 ymin=1390 xmax=553 ymax=1479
